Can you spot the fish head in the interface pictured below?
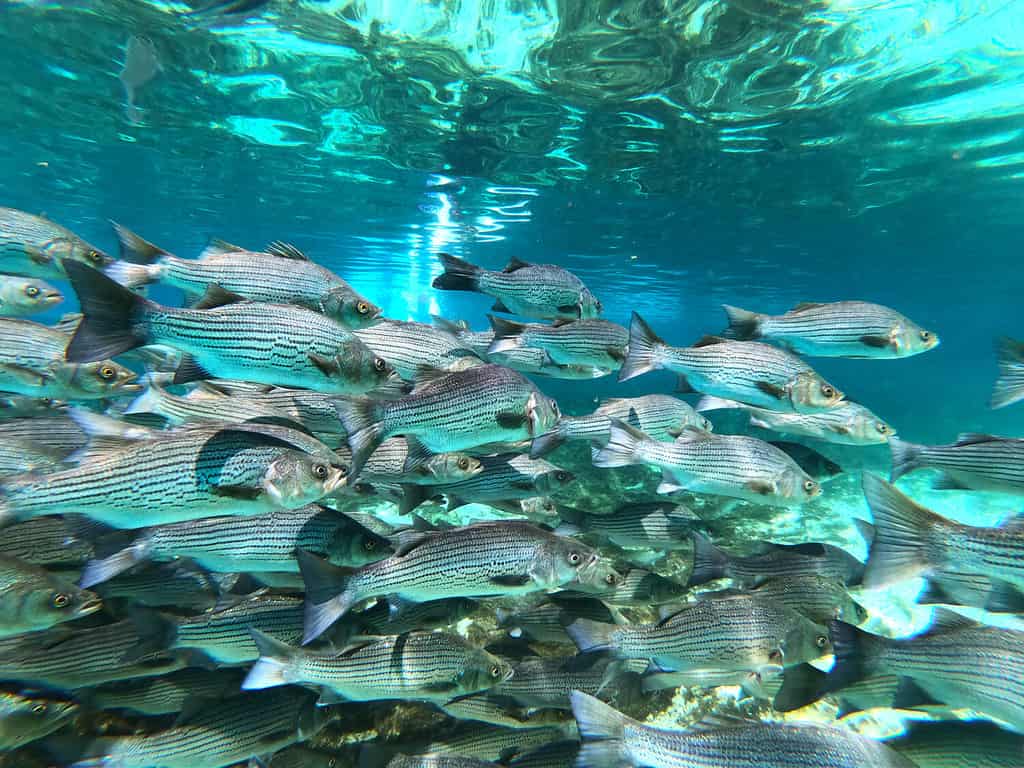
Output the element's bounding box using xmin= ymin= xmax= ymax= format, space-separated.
xmin=18 ymin=581 xmax=102 ymax=630
xmin=519 ymin=496 xmax=559 ymax=521
xmin=1 ymin=693 xmax=79 ymax=737
xmin=459 ymin=647 xmax=515 ymax=693
xmin=263 ymin=449 xmax=350 ymax=507
xmin=781 ymin=618 xmax=834 ymax=666
xmin=572 ymin=554 xmax=626 ymax=594
xmin=330 ymin=343 xmax=399 ymax=395
xmin=891 ymin=323 xmax=940 ymax=356
xmin=532 ymin=534 xmax=604 ymax=588
xmin=323 ymin=287 xmax=383 ymax=329
xmin=579 ymin=288 xmax=603 ymax=318
xmin=59 ymin=239 xmax=113 ymax=272
xmin=423 ymin=452 xmax=483 ymax=483
xmin=535 ymin=468 xmax=576 ymax=495
xmin=790 ymin=372 xmax=844 ymax=412
xmin=776 ymin=464 xmax=822 ymax=503
xmin=0 ymin=278 xmax=62 ymax=314
xmin=62 ymin=360 xmax=140 ymax=398
xmin=846 ymin=408 xmax=897 ymax=444
xmin=526 ymin=392 xmax=562 ymax=436
xmin=327 ymin=523 xmax=393 ymax=568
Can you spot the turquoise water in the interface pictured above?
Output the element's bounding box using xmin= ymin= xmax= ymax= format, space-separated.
xmin=2 ymin=1 xmax=1024 ymax=765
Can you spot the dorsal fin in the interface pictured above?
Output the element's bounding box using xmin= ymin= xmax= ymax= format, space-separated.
xmin=265 ymin=241 xmax=309 ymax=261
xmin=503 ymin=257 xmax=534 ymax=273
xmin=790 ymin=302 xmax=826 ymax=313
xmin=193 ymin=284 xmax=247 ymax=310
xmin=551 ymin=319 xmax=575 ymax=328
xmin=692 ymin=335 xmax=728 ymax=348
xmin=411 ymin=366 xmax=452 ymax=390
xmin=954 ymin=432 xmax=1001 ymax=447
xmin=206 ymin=237 xmax=246 ymax=253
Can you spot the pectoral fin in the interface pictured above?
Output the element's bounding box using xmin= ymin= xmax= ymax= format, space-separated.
xmin=490 ymin=574 xmax=531 ymax=587
xmin=745 ymin=479 xmax=776 ymax=495
xmin=755 ymin=381 xmax=786 ymax=399
xmin=212 ymin=485 xmax=264 ymax=500
xmin=859 ymin=335 xmax=892 ymax=349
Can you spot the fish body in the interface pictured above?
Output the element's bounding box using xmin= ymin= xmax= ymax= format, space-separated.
xmin=0 ymin=319 xmax=137 ymax=400
xmin=243 ymin=629 xmax=512 ymax=702
xmin=0 ymin=412 xmax=88 ymax=457
xmin=507 ymin=740 xmax=579 ymax=768
xmin=299 ymin=520 xmax=617 ymax=642
xmin=0 ymin=208 xmax=112 ymax=280
xmin=354 ymin=318 xmax=482 ymax=380
xmin=992 ymin=337 xmax=1024 ymax=409
xmin=0 ymin=554 xmax=100 ymax=636
xmin=123 ymin=379 xmax=301 ymax=427
xmin=362 ymin=437 xmax=483 ymax=486
xmin=496 ymin=597 xmax=616 ymax=645
xmin=721 ymin=301 xmax=939 ymax=358
xmin=491 ymin=654 xmax=643 ymax=709
xmin=433 ymin=254 xmax=601 ymax=320
xmin=0 ymin=437 xmax=65 ymax=477
xmin=64 ymin=262 xmax=397 ymax=394
xmin=338 ymin=364 xmax=560 ymax=472
xmin=81 ymin=504 xmax=390 ymax=587
xmin=0 ymin=516 xmax=96 ymax=566
xmin=696 ymin=395 xmax=894 ymax=445
xmin=533 ymin=395 xmax=710 ymax=457
xmin=620 ymin=313 xmax=844 ymax=413
xmin=435 ymin=453 xmax=576 ymax=507
xmin=487 ymin=316 xmax=626 ymax=370
xmin=559 ymin=502 xmax=698 ymax=552
xmin=440 ymin=695 xmax=573 ymax=730
xmin=891 ymin=721 xmax=1024 ymax=768
xmin=594 ymin=421 xmax=821 ymax=506
xmin=85 ymin=669 xmax=244 ymax=715
xmin=890 ymin=433 xmax=1024 ymax=494
xmin=569 ymin=692 xmax=915 ymax=768
xmin=563 ymin=568 xmax=688 ymax=606
xmin=0 ymin=691 xmax=78 ymax=750
xmin=204 ymin=380 xmax=348 ymax=438
xmin=93 ymin=565 xmax=226 ymax=611
xmin=0 ymin=424 xmax=348 ymax=528
xmin=861 ymin=474 xmax=1024 ymax=590
xmin=108 ymin=230 xmax=381 ymax=327
xmin=417 ymin=724 xmax=568 ymax=762
xmin=0 ymin=276 xmax=62 ymax=317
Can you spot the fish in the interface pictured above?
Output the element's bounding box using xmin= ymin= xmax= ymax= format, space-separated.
xmin=890 ymin=433 xmax=1024 ymax=494
xmin=0 ymin=207 xmax=112 ymax=280
xmin=619 ymin=313 xmax=845 ymax=413
xmin=243 ymin=629 xmax=513 ymax=703
xmin=507 ymin=740 xmax=579 ymax=768
xmin=439 ymin=695 xmax=573 ymax=730
xmin=488 ymin=654 xmax=644 ymax=710
xmin=80 ymin=504 xmax=393 ymax=586
xmin=0 ymin=516 xmax=97 ymax=566
xmin=0 ymin=318 xmax=138 ymax=400
xmin=385 ymin=756 xmax=498 ymax=768
xmin=916 ymin=569 xmax=1024 ymax=613
xmin=0 ymin=423 xmax=349 ymax=528
xmin=992 ymin=337 xmax=1024 ymax=409
xmin=109 ymin=230 xmax=382 ymax=328
xmin=720 ymin=301 xmax=939 ymax=358
xmin=531 ymin=395 xmax=711 ymax=457
xmin=804 ymin=613 xmax=1024 ymax=732
xmin=496 ymin=596 xmax=617 ymax=645
xmin=202 ymin=380 xmax=349 ymax=439
xmin=861 ymin=473 xmax=1024 ymax=590
xmin=64 ymin=262 xmax=398 ymax=394
xmin=0 ymin=691 xmax=79 ymax=750
xmin=703 ymin=574 xmax=866 ymax=625
xmin=696 ymin=395 xmax=895 ymax=445
xmin=566 ymin=591 xmax=832 ymax=686
xmin=688 ymin=530 xmax=865 ymax=587
xmin=412 ymin=723 xmax=569 ymax=762
xmin=119 ymin=36 xmax=160 ymax=123
xmin=891 ymin=721 xmax=1024 ymax=768
xmin=0 ymin=619 xmax=187 ymax=688
xmin=83 ymin=668 xmax=245 ymax=716
xmin=770 ymin=441 xmax=843 ymax=482
xmin=265 ymin=746 xmax=350 ymax=768
xmin=0 ymin=411 xmax=90 ymax=457
xmin=0 ymin=553 xmax=101 ymax=636
xmin=354 ymin=318 xmax=483 ymax=380
xmin=432 ymin=254 xmax=601 ymax=320
xmin=123 ymin=378 xmax=304 ymax=428
xmin=361 ymin=438 xmax=483 ymax=487
xmin=93 ymin=564 xmax=230 ymax=612
xmin=337 ymin=364 xmax=560 ymax=473
xmin=0 ymin=437 xmax=66 ymax=477
xmin=556 ymin=501 xmax=699 ymax=552
xmin=568 ymin=691 xmax=915 ymax=768
xmin=0 ymin=275 xmax=62 ymax=317
xmin=594 ymin=421 xmax=822 ymax=506
xmin=432 ymin=453 xmax=576 ymax=510
xmin=487 ymin=316 xmax=627 ymax=370
xmin=69 ymin=689 xmax=328 ymax=768
xmin=298 ymin=520 xmax=619 ymax=642
xmin=562 ymin=568 xmax=688 ymax=606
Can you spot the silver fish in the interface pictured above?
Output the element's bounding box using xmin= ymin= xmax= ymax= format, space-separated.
xmin=992 ymin=337 xmax=1024 ymax=409
xmin=0 ymin=207 xmax=112 ymax=280
xmin=122 ymin=378 xmax=302 ymax=428
xmin=487 ymin=316 xmax=626 ymax=370
xmin=0 ymin=275 xmax=62 ymax=317
xmin=891 ymin=722 xmax=1024 ymax=768
xmin=0 ymin=691 xmax=78 ymax=750
xmin=84 ymin=669 xmax=244 ymax=716
xmin=361 ymin=437 xmax=483 ymax=486
xmin=434 ymin=453 xmax=576 ymax=510
xmin=433 ymin=254 xmax=601 ymax=320
xmin=890 ymin=432 xmax=1024 ymax=494
xmin=721 ymin=301 xmax=939 ymax=358
xmin=620 ymin=313 xmax=845 ymax=413
xmin=354 ymin=318 xmax=483 ymax=380
xmin=557 ymin=502 xmax=698 ymax=552
xmin=0 ymin=554 xmax=101 ymax=636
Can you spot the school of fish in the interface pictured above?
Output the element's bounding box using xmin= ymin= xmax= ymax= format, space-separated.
xmin=0 ymin=205 xmax=1021 ymax=768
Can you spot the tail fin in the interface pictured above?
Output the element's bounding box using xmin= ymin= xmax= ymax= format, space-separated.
xmin=104 ymin=261 xmax=161 ymax=290
xmin=124 ymin=608 xmax=178 ymax=661
xmin=530 ymin=426 xmax=567 ymax=458
xmin=720 ymin=304 xmax=762 ymax=340
xmin=823 ymin=620 xmax=883 ymax=692
xmin=569 ymin=691 xmax=631 ymax=768
xmin=773 ymin=663 xmax=829 ymax=712
xmin=862 ymin=473 xmax=941 ymax=588
xmin=991 ymin=337 xmax=1024 ymax=409
xmin=687 ymin=531 xmax=730 ymax=586
xmin=591 ymin=419 xmax=648 ymax=468
xmin=335 ymin=398 xmax=385 ymax=476
xmin=432 ymin=253 xmax=484 ymax=293
xmin=487 ymin=315 xmax=529 ymax=355
xmin=617 ymin=312 xmax=665 ymax=382
xmin=888 ymin=437 xmax=923 ymax=482
xmin=565 ymin=618 xmax=616 ymax=654
xmin=694 ymin=395 xmax=744 ymax=413
xmin=64 ymin=260 xmax=152 ymax=362
xmin=122 ymin=379 xmax=170 ymax=417
xmin=80 ymin=535 xmax=151 ymax=588
xmin=297 ymin=549 xmax=356 ymax=644
xmin=241 ymin=628 xmax=301 ymax=689
xmin=110 ymin=222 xmax=170 ymax=264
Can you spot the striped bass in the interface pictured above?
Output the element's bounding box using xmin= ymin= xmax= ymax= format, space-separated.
xmin=992 ymin=337 xmax=1024 ymax=409
xmin=487 ymin=316 xmax=627 ymax=370
xmin=890 ymin=433 xmax=1024 ymax=494
xmin=354 ymin=318 xmax=483 ymax=380
xmin=0 ymin=207 xmax=112 ymax=280
xmin=0 ymin=275 xmax=62 ymax=317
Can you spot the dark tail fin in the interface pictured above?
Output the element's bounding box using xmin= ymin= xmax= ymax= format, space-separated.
xmin=530 ymin=427 xmax=566 ymax=458
xmin=991 ymin=337 xmax=1024 ymax=409
xmin=888 ymin=437 xmax=923 ymax=482
xmin=617 ymin=312 xmax=664 ymax=382
xmin=687 ymin=531 xmax=730 ymax=586
xmin=823 ymin=619 xmax=881 ymax=692
xmin=296 ymin=549 xmax=356 ymax=644
xmin=335 ymin=398 xmax=385 ymax=476
xmin=64 ymin=260 xmax=152 ymax=362
xmin=570 ymin=692 xmax=631 ymax=768
xmin=720 ymin=304 xmax=762 ymax=340
xmin=565 ymin=618 xmax=616 ymax=654
xmin=241 ymin=628 xmax=301 ymax=690
xmin=432 ymin=253 xmax=484 ymax=293
xmin=862 ymin=473 xmax=940 ymax=588
xmin=773 ymin=663 xmax=829 ymax=712
xmin=124 ymin=607 xmax=178 ymax=661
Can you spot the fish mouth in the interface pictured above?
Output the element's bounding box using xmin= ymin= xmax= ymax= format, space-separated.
xmin=324 ymin=468 xmax=349 ymax=494
xmin=78 ymin=596 xmax=103 ymax=616
xmin=42 ymin=291 xmax=63 ymax=306
xmin=116 ymin=382 xmax=144 ymax=393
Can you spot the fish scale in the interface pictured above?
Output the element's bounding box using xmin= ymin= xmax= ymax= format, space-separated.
xmin=0 ymin=517 xmax=95 ymax=565
xmin=126 ymin=382 xmax=297 ymax=427
xmin=87 ymin=669 xmax=244 ymax=715
xmin=892 ymin=435 xmax=1024 ymax=493
xmin=545 ymin=395 xmax=708 ymax=451
xmin=434 ymin=454 xmax=571 ymax=504
xmin=490 ymin=318 xmax=626 ymax=368
xmin=0 ymin=413 xmax=87 ymax=456
xmin=423 ymin=724 xmax=569 ymax=761
xmin=355 ymin=319 xmax=482 ymax=380
xmin=492 ymin=655 xmax=644 ymax=708
xmin=169 ymin=595 xmax=307 ymax=663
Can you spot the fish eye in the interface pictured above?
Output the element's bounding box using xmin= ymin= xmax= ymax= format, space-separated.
xmin=604 ymin=572 xmax=618 ymax=586
xmin=457 ymin=457 xmax=470 ymax=470
xmin=328 ymin=761 xmax=337 ymax=768
xmin=357 ymin=301 xmax=370 ymax=315
xmin=86 ymin=250 xmax=103 ymax=264
xmin=32 ymin=703 xmax=47 ymax=715
xmin=24 ymin=285 xmax=40 ymax=298
xmin=373 ymin=357 xmax=387 ymax=372
xmin=821 ymin=385 xmax=835 ymax=398
xmin=876 ymin=422 xmax=890 ymax=434
xmin=555 ymin=471 xmax=569 ymax=482
xmin=52 ymin=593 xmax=70 ymax=609
xmin=490 ymin=665 xmax=502 ymax=678
xmin=312 ymin=463 xmax=329 ymax=479
xmin=815 ymin=634 xmax=828 ymax=649
xmin=803 ymin=479 xmax=818 ymax=493
xmin=567 ymin=551 xmax=582 ymax=565
xmin=363 ymin=539 xmax=376 ymax=551
xmin=920 ymin=330 xmax=931 ymax=341
xmin=99 ymin=365 xmax=116 ymax=380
